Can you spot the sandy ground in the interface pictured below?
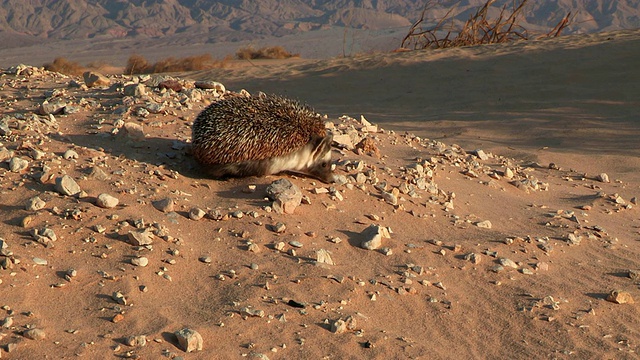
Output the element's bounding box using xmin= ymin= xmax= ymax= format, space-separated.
xmin=1 ymin=29 xmax=639 ymax=359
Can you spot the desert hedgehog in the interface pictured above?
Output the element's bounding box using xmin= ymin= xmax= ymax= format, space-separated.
xmin=191 ymin=93 xmax=335 ymax=182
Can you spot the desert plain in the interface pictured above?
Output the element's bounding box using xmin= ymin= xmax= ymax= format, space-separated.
xmin=0 ymin=29 xmax=639 ymax=359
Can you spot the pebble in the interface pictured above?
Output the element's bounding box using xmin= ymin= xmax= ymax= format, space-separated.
xmin=125 ymin=335 xmax=147 ymax=347
xmin=122 ymin=122 xmax=145 ymax=140
xmin=289 ymin=241 xmax=303 ymax=248
xmin=124 ymin=83 xmax=146 ymax=97
xmin=476 ymin=220 xmax=492 ymax=229
xmin=606 ymin=290 xmax=634 ymax=304
xmin=240 ymin=307 xmax=265 ymax=318
xmin=63 ymin=149 xmax=79 ymax=160
xmin=189 ymin=207 xmax=206 ymax=221
xmin=83 ymin=71 xmax=110 ymax=87
xmin=152 ymin=197 xmax=175 ymax=213
xmin=23 ymin=328 xmax=46 ymax=340
xmin=271 ymin=222 xmax=286 ymax=233
xmin=360 ymin=224 xmax=391 ymax=250
xmin=316 ymin=249 xmax=334 ymax=265
xmin=9 ymin=157 xmax=29 ymax=172
xmin=175 ymin=328 xmax=204 ymax=353
xmin=330 ymin=315 xmax=356 ymax=334
xmin=25 ymin=196 xmax=46 ymax=211
xmin=266 ymin=179 xmax=302 ymax=214
xmin=1 ymin=317 xmax=13 ymax=328
xmin=463 ymin=253 xmax=481 ymax=264
xmin=32 ymin=257 xmax=48 ymax=266
xmin=131 ymin=257 xmax=149 ymax=267
xmin=112 ymin=291 xmax=128 ymax=305
xmin=596 ymin=173 xmax=610 ymax=183
xmin=127 ymin=229 xmax=154 ymax=246
xmin=199 ymin=256 xmax=212 ymax=264
xmin=55 ymin=175 xmax=81 ymax=196
xmin=96 ymin=193 xmax=119 ymax=208
xmin=472 ymin=149 xmax=489 ymax=160
xmin=112 ymin=313 xmax=125 ymax=323
xmin=499 ymin=258 xmax=518 ymax=268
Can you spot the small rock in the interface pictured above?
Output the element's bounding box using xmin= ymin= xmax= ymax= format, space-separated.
xmin=62 ymin=149 xmax=79 ymax=160
xmin=83 ymin=71 xmax=110 ymax=88
xmin=122 ymin=122 xmax=145 ymax=140
xmin=124 ymin=83 xmax=146 ymax=97
xmin=112 ymin=291 xmax=127 ymax=305
xmin=199 ymin=256 xmax=212 ymax=264
xmin=472 ymin=149 xmax=489 ymax=160
xmin=96 ymin=193 xmax=119 ymax=208
xmin=9 ymin=157 xmax=29 ymax=173
xmin=330 ymin=315 xmax=356 ymax=334
xmin=153 ymin=198 xmax=174 ymax=213
xmin=596 ymin=173 xmax=610 ymax=183
xmin=32 ymin=257 xmax=48 ymax=266
xmin=1 ymin=316 xmax=13 ymax=328
xmin=189 ymin=207 xmax=205 ymax=221
xmin=240 ymin=307 xmax=265 ymax=318
xmin=316 ymin=249 xmax=334 ymax=265
xmin=360 ymin=224 xmax=391 ymax=250
xmin=628 ymin=269 xmax=640 ymax=280
xmin=87 ymin=166 xmax=110 ymax=181
xmin=127 ymin=229 xmax=154 ymax=246
xmin=476 ymin=220 xmax=492 ymax=229
xmin=131 ymin=257 xmax=149 ymax=267
xmin=266 ymin=179 xmax=302 ymax=214
xmin=499 ymin=258 xmax=518 ymax=268
xmin=271 ymin=222 xmax=286 ymax=233
xmin=194 ymin=81 xmax=225 ymax=94
xmin=289 ymin=241 xmax=303 ymax=248
xmin=463 ymin=252 xmax=481 ymax=264
xmin=23 ymin=328 xmax=46 ymax=340
xmin=55 ymin=175 xmax=81 ymax=196
xmin=125 ymin=335 xmax=147 ymax=347
xmin=606 ymin=290 xmax=634 ymax=304
xmin=111 ymin=314 xmax=125 ymax=323
xmin=175 ymin=328 xmax=203 ymax=353
xmin=25 ymin=196 xmax=46 ymax=211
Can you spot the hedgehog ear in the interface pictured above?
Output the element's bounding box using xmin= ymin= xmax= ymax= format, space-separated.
xmin=310 ymin=133 xmax=332 ymax=160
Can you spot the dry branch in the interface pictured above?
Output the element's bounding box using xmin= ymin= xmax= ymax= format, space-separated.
xmin=401 ymin=0 xmax=572 ymax=51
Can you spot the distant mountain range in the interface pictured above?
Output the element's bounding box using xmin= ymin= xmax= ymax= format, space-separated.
xmin=0 ymin=0 xmax=638 ymax=50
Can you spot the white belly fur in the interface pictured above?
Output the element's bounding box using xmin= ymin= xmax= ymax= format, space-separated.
xmin=266 ymin=144 xmax=329 ymax=175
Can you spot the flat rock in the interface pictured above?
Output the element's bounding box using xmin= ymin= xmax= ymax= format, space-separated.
xmin=55 ymin=175 xmax=81 ymax=196
xmin=127 ymin=229 xmax=154 ymax=246
xmin=23 ymin=328 xmax=46 ymax=340
xmin=476 ymin=220 xmax=492 ymax=229
xmin=175 ymin=328 xmax=203 ymax=353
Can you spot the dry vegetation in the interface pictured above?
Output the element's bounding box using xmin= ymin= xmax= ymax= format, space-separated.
xmin=124 ymin=54 xmax=231 ymax=75
xmin=235 ymin=45 xmax=299 ymax=60
xmin=43 ymin=57 xmax=87 ymax=76
xmin=401 ymin=0 xmax=572 ymax=50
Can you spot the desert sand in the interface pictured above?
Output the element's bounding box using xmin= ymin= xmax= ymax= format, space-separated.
xmin=1 ymin=29 xmax=639 ymax=359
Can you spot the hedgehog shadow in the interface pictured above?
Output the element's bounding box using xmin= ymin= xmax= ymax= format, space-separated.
xmin=61 ymin=133 xmax=202 ymax=179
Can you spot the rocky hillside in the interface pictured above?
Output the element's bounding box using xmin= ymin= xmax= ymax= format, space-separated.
xmin=0 ymin=0 xmax=638 ymax=50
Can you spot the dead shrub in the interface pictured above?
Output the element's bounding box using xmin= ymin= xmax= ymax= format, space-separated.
xmin=125 ymin=54 xmax=229 ymax=74
xmin=43 ymin=57 xmax=87 ymax=76
xmin=401 ymin=0 xmax=572 ymax=50
xmin=235 ymin=46 xmax=299 ymax=60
